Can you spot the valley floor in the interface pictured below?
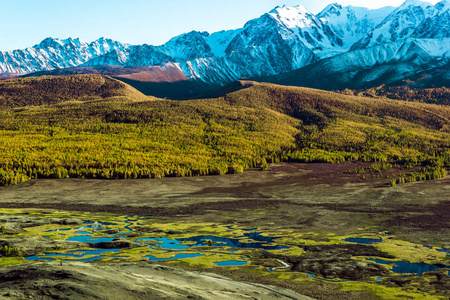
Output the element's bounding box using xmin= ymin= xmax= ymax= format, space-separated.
xmin=0 ymin=162 xmax=449 ymax=299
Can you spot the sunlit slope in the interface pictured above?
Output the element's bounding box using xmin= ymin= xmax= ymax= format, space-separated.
xmin=0 ymin=77 xmax=448 ymax=185
xmin=0 ymin=77 xmax=299 ymax=185
xmin=0 ymin=75 xmax=149 ymax=109
xmin=222 ymin=81 xmax=450 ymax=130
xmin=222 ymin=82 xmax=450 ymax=167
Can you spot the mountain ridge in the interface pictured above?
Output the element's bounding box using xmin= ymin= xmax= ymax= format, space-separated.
xmin=1 ymin=0 xmax=449 ymax=94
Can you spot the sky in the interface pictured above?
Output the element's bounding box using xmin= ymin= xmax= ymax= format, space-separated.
xmin=0 ymin=0 xmax=440 ymax=51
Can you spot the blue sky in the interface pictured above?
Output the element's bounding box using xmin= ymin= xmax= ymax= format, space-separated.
xmin=0 ymin=0 xmax=439 ymax=51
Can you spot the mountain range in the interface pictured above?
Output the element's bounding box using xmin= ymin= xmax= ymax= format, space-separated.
xmin=1 ymin=0 xmax=449 ymax=97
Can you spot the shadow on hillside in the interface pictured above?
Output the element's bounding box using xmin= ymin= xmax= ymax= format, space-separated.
xmin=114 ymin=78 xmax=253 ymax=100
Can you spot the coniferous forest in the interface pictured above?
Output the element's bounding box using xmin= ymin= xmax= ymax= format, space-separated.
xmin=0 ymin=75 xmax=448 ymax=186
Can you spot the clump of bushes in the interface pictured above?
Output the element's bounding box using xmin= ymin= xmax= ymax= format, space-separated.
xmin=392 ymin=167 xmax=448 ymax=185
xmin=0 ymin=245 xmax=23 ymax=257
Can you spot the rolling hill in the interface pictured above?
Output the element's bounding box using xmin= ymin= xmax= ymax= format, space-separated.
xmin=0 ymin=75 xmax=448 ymax=186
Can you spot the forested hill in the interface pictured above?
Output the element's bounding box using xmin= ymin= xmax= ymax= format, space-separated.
xmin=221 ymin=81 xmax=450 ymax=131
xmin=0 ymin=75 xmax=448 ymax=186
xmin=337 ymin=85 xmax=450 ymax=107
xmin=0 ymin=75 xmax=148 ymax=109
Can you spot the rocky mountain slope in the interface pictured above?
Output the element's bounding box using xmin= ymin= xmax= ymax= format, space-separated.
xmin=0 ymin=38 xmax=127 ymax=74
xmin=1 ymin=1 xmax=449 ymax=91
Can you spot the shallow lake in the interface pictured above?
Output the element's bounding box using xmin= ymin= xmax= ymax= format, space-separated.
xmin=367 ymin=259 xmax=448 ymax=275
xmin=344 ymin=237 xmax=382 ymax=244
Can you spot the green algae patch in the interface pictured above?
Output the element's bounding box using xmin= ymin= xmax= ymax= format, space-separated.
xmin=373 ymin=239 xmax=448 ymax=264
xmin=0 ymin=257 xmax=24 ymax=267
xmin=270 ymin=246 xmax=304 ymax=256
xmin=171 ymin=253 xmax=249 ymax=268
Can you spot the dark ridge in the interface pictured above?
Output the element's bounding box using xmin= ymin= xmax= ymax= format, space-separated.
xmin=113 ymin=77 xmax=222 ymax=100
xmin=256 ymin=58 xmax=450 ymax=92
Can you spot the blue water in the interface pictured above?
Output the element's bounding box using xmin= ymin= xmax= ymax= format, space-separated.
xmin=417 ymin=245 xmax=449 ymax=256
xmin=215 ymin=260 xmax=248 ymax=266
xmin=436 ymin=248 xmax=450 ymax=256
xmin=63 ymin=256 xmax=105 ymax=262
xmin=243 ymin=231 xmax=281 ymax=244
xmin=137 ymin=237 xmax=191 ymax=250
xmin=85 ymin=221 xmax=118 ymax=226
xmin=138 ymin=233 xmax=288 ymax=251
xmin=177 ymin=233 xmax=288 ymax=250
xmin=178 ymin=235 xmax=287 ymax=250
xmin=367 ymin=259 xmax=447 ymax=275
xmin=344 ymin=237 xmax=382 ymax=244
xmin=25 ymin=256 xmax=55 ymax=261
xmin=26 ymin=249 xmax=120 ymax=261
xmin=66 ymin=235 xmax=117 ymax=243
xmin=123 ymin=225 xmax=133 ymax=232
xmin=144 ymin=253 xmax=203 ymax=261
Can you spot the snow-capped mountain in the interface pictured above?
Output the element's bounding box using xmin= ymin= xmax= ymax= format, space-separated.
xmin=317 ymin=4 xmax=395 ymax=56
xmin=1 ymin=0 xmax=449 ymax=91
xmin=352 ymin=0 xmax=450 ymax=49
xmin=0 ymin=38 xmax=127 ymax=73
xmin=267 ymin=37 xmax=450 ymax=90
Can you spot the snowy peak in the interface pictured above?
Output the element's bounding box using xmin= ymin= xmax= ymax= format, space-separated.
xmin=399 ymin=0 xmax=432 ymax=8
xmin=269 ymin=5 xmax=317 ymax=28
xmin=353 ymin=0 xmax=450 ymax=49
xmin=207 ymin=29 xmax=242 ymax=57
xmin=317 ymin=3 xmax=343 ymax=17
xmin=159 ymin=31 xmax=213 ymax=60
xmin=318 ymin=5 xmax=395 ymax=53
xmin=435 ymin=0 xmax=450 ymax=10
xmin=35 ymin=37 xmax=79 ymax=49
xmin=0 ymin=37 xmax=127 ymax=74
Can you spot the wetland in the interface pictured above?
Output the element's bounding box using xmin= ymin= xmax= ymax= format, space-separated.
xmin=0 ymin=163 xmax=449 ymax=299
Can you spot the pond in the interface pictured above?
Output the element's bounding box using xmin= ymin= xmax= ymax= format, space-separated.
xmin=367 ymin=259 xmax=449 ymax=275
xmin=344 ymin=237 xmax=382 ymax=244
xmin=66 ymin=236 xmax=117 ymax=243
xmin=214 ymin=260 xmax=248 ymax=266
xmin=177 ymin=234 xmax=288 ymax=250
xmin=25 ymin=218 xmax=287 ymax=266
xmin=136 ymin=231 xmax=288 ymax=251
xmin=19 ymin=214 xmax=449 ymax=280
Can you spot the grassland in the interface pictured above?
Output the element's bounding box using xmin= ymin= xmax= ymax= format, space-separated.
xmin=0 ymin=75 xmax=449 ymax=186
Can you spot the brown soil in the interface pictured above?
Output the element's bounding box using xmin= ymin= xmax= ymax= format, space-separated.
xmin=0 ymin=262 xmax=311 ymax=300
xmin=1 ymin=163 xmax=449 ymax=245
